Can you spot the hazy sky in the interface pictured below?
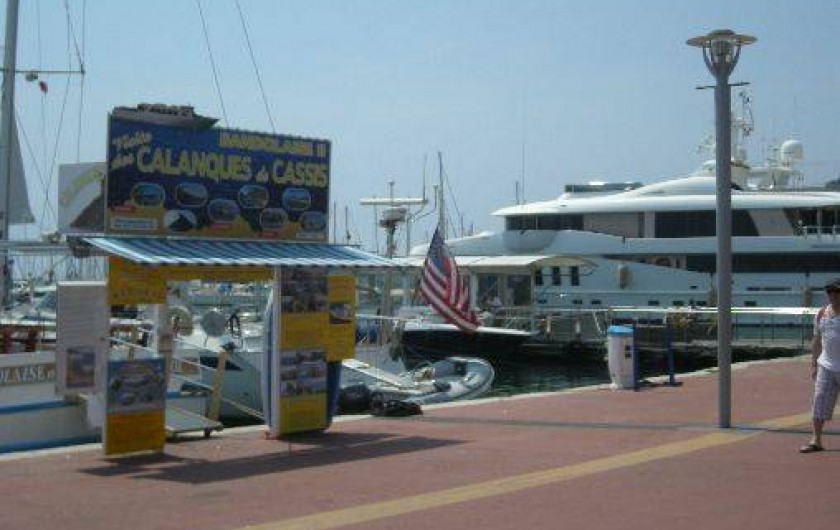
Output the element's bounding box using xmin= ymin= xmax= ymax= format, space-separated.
xmin=6 ymin=0 xmax=840 ymax=254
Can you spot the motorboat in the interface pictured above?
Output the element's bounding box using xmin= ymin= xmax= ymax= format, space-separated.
xmin=395 ymin=305 xmax=534 ymax=360
xmin=174 ymin=306 xmax=496 ymax=419
xmin=409 ymin=93 xmax=840 ymax=323
xmin=338 ymin=355 xmax=495 ymax=415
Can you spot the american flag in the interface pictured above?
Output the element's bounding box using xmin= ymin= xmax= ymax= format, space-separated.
xmin=419 ymin=227 xmax=479 ymax=333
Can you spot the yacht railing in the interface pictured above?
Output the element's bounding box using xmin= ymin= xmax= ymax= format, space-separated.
xmin=484 ymin=305 xmax=814 ymax=354
xmin=802 ymin=224 xmax=840 ymax=237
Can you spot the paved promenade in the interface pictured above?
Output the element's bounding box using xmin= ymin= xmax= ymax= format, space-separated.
xmin=2 ymin=356 xmax=837 ymax=529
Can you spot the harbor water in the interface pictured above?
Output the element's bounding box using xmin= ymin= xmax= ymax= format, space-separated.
xmin=396 ymin=332 xmax=810 ymax=400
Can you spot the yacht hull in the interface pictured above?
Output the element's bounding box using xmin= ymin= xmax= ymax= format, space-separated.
xmin=400 ymin=323 xmax=532 ymax=360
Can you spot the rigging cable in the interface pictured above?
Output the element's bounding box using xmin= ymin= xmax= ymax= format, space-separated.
xmin=441 ymin=163 xmax=466 ymax=238
xmin=235 ymin=0 xmax=276 ymax=133
xmin=36 ymin=1 xmax=78 ymax=233
xmin=36 ymin=0 xmax=45 ymax=200
xmin=65 ymin=0 xmax=87 ymax=162
xmin=196 ymin=0 xmax=229 ymax=126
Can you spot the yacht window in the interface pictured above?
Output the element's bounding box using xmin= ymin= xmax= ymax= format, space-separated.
xmin=534 ymin=270 xmax=544 ymax=286
xmin=654 ymin=210 xmax=757 ymax=237
xmin=647 ymin=300 xmax=660 ymax=306
xmin=656 ymin=211 xmax=715 ymax=238
xmin=744 ymin=301 xmax=757 ymax=307
xmin=477 ymin=274 xmax=503 ymax=308
xmin=551 ymin=267 xmax=561 ymax=285
xmin=536 ymin=214 xmax=583 ymax=230
xmin=572 ymin=299 xmax=583 ymax=305
xmin=506 ymin=275 xmax=532 ymax=306
xmin=591 ymin=299 xmax=602 ymax=305
xmin=733 ymin=211 xmax=759 ymax=236
xmin=570 ymin=266 xmax=580 ymax=286
xmin=506 ymin=216 xmax=538 ymax=230
xmin=672 ymin=301 xmax=684 ymax=307
xmin=583 ymin=212 xmax=641 ymax=237
xmin=506 ymin=214 xmax=584 ymax=231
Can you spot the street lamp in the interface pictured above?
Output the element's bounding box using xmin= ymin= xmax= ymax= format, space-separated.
xmin=687 ymin=29 xmax=756 ymax=428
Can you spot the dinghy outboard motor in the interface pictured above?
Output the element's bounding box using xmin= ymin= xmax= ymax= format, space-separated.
xmin=337 ymin=382 xmax=372 ymax=414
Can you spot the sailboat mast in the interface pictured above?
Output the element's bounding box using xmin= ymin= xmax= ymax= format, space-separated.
xmin=437 ymin=151 xmax=445 ymax=240
xmin=0 ymin=0 xmax=20 ymax=309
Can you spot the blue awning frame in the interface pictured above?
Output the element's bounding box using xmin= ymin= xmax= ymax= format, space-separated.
xmin=82 ymin=237 xmax=402 ymax=270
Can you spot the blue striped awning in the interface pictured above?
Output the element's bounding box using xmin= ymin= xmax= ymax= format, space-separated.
xmin=83 ymin=237 xmax=401 ymax=269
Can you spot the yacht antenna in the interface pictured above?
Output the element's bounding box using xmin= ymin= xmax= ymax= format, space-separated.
xmin=732 ymin=90 xmax=754 ymax=165
xmin=359 ymin=181 xmax=428 ymax=256
xmin=520 ymin=93 xmax=527 ymax=204
xmin=344 ymin=205 xmax=351 ymax=245
xmin=331 ymin=201 xmax=337 ymax=244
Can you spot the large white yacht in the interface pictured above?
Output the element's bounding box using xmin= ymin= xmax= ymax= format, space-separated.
xmin=413 ymin=95 xmax=840 ymax=316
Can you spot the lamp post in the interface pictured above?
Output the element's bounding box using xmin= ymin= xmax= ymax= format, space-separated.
xmin=687 ymin=29 xmax=756 ymax=428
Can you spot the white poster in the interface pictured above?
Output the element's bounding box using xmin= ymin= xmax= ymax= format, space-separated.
xmin=57 ymin=162 xmax=105 ymax=234
xmin=55 ymin=282 xmax=109 ymax=395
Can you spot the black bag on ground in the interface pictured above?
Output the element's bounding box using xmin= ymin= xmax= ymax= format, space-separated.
xmin=369 ymin=392 xmax=423 ymax=417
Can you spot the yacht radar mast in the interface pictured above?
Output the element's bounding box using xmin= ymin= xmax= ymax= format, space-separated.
xmin=359 ymin=180 xmax=428 ymax=258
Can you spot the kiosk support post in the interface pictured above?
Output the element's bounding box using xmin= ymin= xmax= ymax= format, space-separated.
xmin=208 ymin=345 xmax=230 ymax=422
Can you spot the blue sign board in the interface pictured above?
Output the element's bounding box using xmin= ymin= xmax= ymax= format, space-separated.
xmin=106 ymin=116 xmax=330 ymax=241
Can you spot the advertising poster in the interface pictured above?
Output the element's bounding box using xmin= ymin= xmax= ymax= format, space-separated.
xmin=277 ymin=349 xmax=327 ymax=434
xmin=104 ymin=358 xmax=166 ymax=456
xmin=57 ymin=162 xmax=106 ymax=234
xmin=106 ymin=116 xmax=330 ymax=241
xmin=63 ymin=347 xmax=97 ymax=392
xmin=108 ymin=256 xmax=167 ymax=305
xmin=109 ymin=256 xmax=272 ymax=306
xmin=325 ymin=275 xmax=356 ymax=361
xmin=279 ymin=269 xmax=329 ymax=347
xmin=56 ymin=282 xmax=109 ymax=396
xmin=268 ymin=269 xmax=330 ymax=436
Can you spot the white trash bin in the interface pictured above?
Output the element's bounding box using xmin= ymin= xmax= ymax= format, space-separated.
xmin=607 ymin=325 xmax=635 ymax=389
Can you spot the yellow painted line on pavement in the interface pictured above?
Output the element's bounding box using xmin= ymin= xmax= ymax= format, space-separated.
xmin=240 ymin=412 xmax=811 ymax=530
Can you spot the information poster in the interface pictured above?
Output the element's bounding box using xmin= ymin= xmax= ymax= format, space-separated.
xmin=278 ymin=349 xmax=327 ymax=434
xmin=108 ymin=256 xmax=271 ymax=306
xmin=279 ymin=269 xmax=329 ymax=346
xmin=108 ymin=256 xmax=167 ymax=305
xmin=270 ymin=269 xmax=329 ymax=435
xmin=56 ymin=282 xmax=109 ymax=396
xmin=64 ymin=347 xmax=97 ymax=392
xmin=104 ymin=358 xmax=166 ymax=456
xmin=325 ymin=275 xmax=355 ymax=361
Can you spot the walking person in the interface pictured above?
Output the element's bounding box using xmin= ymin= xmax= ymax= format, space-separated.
xmin=801 ymin=278 xmax=840 ymax=453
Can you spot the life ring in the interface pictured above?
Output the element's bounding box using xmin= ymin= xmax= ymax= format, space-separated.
xmin=168 ymin=305 xmax=194 ymax=335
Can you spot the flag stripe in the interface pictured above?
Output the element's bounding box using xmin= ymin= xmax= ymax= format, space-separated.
xmin=418 ymin=227 xmax=478 ymax=333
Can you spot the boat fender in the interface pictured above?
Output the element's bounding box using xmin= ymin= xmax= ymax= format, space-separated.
xmin=168 ymin=305 xmax=194 ymax=335
xmin=433 ymin=380 xmax=452 ymax=392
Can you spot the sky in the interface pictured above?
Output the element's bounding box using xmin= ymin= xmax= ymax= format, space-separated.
xmin=5 ymin=0 xmax=840 ymax=255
